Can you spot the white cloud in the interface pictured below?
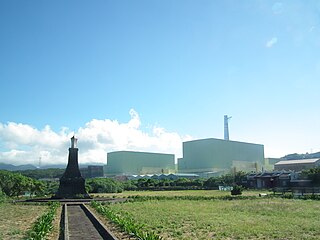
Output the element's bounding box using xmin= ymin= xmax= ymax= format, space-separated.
xmin=266 ymin=37 xmax=278 ymax=48
xmin=0 ymin=109 xmax=192 ymax=166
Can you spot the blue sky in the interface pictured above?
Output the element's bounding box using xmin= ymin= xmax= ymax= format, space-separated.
xmin=1 ymin=1 xmax=320 ymax=165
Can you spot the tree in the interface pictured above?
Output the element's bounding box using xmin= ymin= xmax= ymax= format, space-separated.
xmin=217 ymin=174 xmax=234 ymax=185
xmin=233 ymin=171 xmax=247 ymax=186
xmin=0 ymin=170 xmax=45 ymax=197
xmin=30 ymin=180 xmax=45 ymax=196
xmin=204 ymin=177 xmax=218 ymax=188
xmin=15 ymin=168 xmax=64 ymax=179
xmin=174 ymin=178 xmax=191 ymax=187
xmin=0 ymin=186 xmax=6 ymax=203
xmin=302 ymin=167 xmax=320 ymax=186
xmin=86 ymin=178 xmax=123 ymax=193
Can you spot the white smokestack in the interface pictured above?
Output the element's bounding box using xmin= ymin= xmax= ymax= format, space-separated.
xmin=224 ymin=115 xmax=231 ymax=140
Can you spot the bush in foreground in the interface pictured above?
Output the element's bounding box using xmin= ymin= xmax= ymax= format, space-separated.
xmin=231 ymin=185 xmax=243 ymax=196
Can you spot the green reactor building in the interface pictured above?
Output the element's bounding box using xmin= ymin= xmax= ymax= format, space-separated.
xmin=106 ymin=151 xmax=175 ymax=176
xmin=178 ymin=138 xmax=264 ymax=176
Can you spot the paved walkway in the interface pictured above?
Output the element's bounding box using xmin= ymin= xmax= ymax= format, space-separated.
xmin=68 ymin=205 xmax=103 ymax=240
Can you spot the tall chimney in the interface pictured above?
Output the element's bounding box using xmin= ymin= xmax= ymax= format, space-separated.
xmin=224 ymin=115 xmax=231 ymax=140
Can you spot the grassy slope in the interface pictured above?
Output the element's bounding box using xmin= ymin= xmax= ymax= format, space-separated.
xmin=0 ymin=203 xmax=47 ymax=240
xmin=104 ymin=192 xmax=320 ymax=239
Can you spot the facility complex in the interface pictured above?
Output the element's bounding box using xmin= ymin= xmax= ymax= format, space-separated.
xmin=105 ymin=151 xmax=175 ymax=176
xmin=103 ymin=116 xmax=318 ymax=179
xmin=178 ymin=138 xmax=265 ymax=177
xmin=104 ymin=138 xmax=265 ymax=178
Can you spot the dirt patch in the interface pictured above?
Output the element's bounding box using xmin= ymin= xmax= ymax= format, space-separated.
xmin=0 ymin=203 xmax=47 ymax=240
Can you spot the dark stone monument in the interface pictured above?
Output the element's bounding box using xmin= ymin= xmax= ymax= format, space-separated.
xmin=53 ymin=136 xmax=90 ymax=199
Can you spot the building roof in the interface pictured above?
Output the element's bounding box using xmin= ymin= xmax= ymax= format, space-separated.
xmin=275 ymin=158 xmax=320 ymax=165
xmin=183 ymin=137 xmax=264 ymax=146
xmin=127 ymin=173 xmax=199 ymax=179
xmin=107 ymin=150 xmax=174 ymax=156
xmin=247 ymin=171 xmax=292 ymax=179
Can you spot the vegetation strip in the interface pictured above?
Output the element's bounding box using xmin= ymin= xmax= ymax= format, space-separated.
xmin=127 ymin=194 xmax=260 ymax=201
xmin=25 ymin=201 xmax=59 ymax=240
xmin=91 ymin=201 xmax=163 ymax=240
xmin=127 ymin=193 xmax=320 ymax=201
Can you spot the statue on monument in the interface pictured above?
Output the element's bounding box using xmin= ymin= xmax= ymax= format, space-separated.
xmin=53 ymin=136 xmax=90 ymax=199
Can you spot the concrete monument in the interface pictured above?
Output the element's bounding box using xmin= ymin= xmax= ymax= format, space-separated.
xmin=53 ymin=136 xmax=90 ymax=199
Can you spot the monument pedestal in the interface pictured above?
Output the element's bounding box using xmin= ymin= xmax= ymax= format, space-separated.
xmin=53 ymin=137 xmax=90 ymax=199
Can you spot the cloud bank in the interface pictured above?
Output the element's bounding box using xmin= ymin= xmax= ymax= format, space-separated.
xmin=0 ymin=109 xmax=192 ymax=166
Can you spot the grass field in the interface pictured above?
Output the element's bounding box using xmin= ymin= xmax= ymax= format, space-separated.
xmin=98 ymin=190 xmax=320 ymax=239
xmin=93 ymin=189 xmax=268 ymax=198
xmin=0 ymin=203 xmax=47 ymax=240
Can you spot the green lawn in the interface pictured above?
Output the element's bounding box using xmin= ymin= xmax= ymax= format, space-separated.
xmin=104 ymin=195 xmax=320 ymax=239
xmin=0 ymin=203 xmax=47 ymax=240
xmin=93 ymin=189 xmax=268 ymax=198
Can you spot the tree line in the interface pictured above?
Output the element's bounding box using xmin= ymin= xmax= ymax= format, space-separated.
xmin=1 ymin=167 xmax=319 ymax=200
xmin=0 ymin=170 xmax=248 ymax=199
xmin=0 ymin=170 xmax=45 ymax=198
xmin=14 ymin=168 xmax=65 ymax=179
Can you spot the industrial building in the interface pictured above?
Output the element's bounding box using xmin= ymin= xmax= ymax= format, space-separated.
xmin=178 ymin=138 xmax=264 ymax=176
xmin=274 ymin=159 xmax=320 ymax=172
xmin=106 ymin=151 xmax=175 ymax=176
xmin=263 ymin=158 xmax=282 ymax=171
xmin=80 ymin=165 xmax=104 ymax=178
xmin=126 ymin=173 xmax=199 ymax=180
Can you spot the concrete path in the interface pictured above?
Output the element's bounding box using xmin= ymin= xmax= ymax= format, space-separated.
xmin=67 ymin=205 xmax=104 ymax=240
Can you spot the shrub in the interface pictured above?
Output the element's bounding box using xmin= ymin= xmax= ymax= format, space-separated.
xmin=86 ymin=178 xmax=123 ymax=193
xmin=231 ymin=185 xmax=243 ymax=196
xmin=0 ymin=187 xmax=7 ymax=203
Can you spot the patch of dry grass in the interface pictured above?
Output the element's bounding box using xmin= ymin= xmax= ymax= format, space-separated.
xmin=0 ymin=203 xmax=47 ymax=240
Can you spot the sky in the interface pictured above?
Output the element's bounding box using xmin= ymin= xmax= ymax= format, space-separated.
xmin=1 ymin=0 xmax=320 ymax=166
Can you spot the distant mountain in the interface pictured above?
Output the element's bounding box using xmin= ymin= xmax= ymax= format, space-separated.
xmin=40 ymin=163 xmax=104 ymax=169
xmin=281 ymin=152 xmax=320 ymax=160
xmin=0 ymin=163 xmax=37 ymax=171
xmin=0 ymin=162 xmax=105 ymax=171
xmin=40 ymin=164 xmax=66 ymax=169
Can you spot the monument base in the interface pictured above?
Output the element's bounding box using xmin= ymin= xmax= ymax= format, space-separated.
xmin=53 ymin=176 xmax=91 ymax=199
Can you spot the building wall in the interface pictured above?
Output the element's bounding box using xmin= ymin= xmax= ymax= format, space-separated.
xmin=106 ymin=151 xmax=175 ymax=175
xmin=80 ymin=165 xmax=104 ymax=178
xmin=88 ymin=165 xmax=104 ymax=178
xmin=274 ymin=160 xmax=320 ymax=172
xmin=263 ymin=158 xmax=282 ymax=171
xmin=178 ymin=138 xmax=264 ymax=173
